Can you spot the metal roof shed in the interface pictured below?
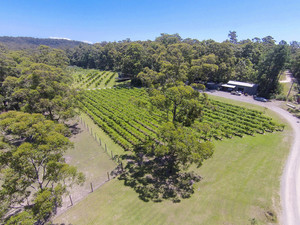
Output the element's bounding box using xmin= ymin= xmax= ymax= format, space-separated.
xmin=221 ymin=84 xmax=236 ymax=89
xmin=227 ymin=80 xmax=258 ymax=95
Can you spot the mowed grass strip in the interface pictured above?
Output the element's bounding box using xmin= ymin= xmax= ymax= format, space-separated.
xmin=57 ymin=120 xmax=117 ymax=213
xmin=80 ymin=113 xmax=125 ymax=157
xmin=54 ymin=98 xmax=292 ymax=225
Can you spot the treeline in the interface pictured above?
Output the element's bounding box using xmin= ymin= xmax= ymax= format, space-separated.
xmin=68 ymin=32 xmax=299 ymax=97
xmin=289 ymin=42 xmax=300 ymax=82
xmin=0 ymin=36 xmax=87 ymax=50
xmin=1 ymin=32 xmax=300 ymax=98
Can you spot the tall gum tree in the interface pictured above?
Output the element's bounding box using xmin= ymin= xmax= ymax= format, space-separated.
xmin=0 ymin=111 xmax=84 ymax=224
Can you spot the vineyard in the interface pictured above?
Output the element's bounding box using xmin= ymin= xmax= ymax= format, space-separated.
xmin=79 ymin=88 xmax=284 ymax=151
xmin=69 ymin=67 xmax=119 ymax=89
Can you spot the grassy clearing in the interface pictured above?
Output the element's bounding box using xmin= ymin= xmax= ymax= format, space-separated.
xmin=79 ymin=113 xmax=125 ymax=157
xmin=279 ymin=71 xmax=287 ymax=81
xmin=67 ymin=120 xmax=117 ymax=184
xmin=58 ymin=120 xmax=116 ymax=212
xmin=54 ymin=98 xmax=292 ymax=225
xmin=282 ymin=82 xmax=293 ymax=97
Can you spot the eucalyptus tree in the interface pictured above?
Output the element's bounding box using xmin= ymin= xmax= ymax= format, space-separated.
xmin=0 ymin=111 xmax=84 ymax=224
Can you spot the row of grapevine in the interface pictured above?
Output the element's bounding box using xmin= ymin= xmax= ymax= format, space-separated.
xmin=74 ymin=70 xmax=117 ymax=89
xmin=79 ymin=88 xmax=283 ymax=150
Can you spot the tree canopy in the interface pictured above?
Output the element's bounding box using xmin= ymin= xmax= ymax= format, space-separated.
xmin=120 ymin=122 xmax=214 ymax=202
xmin=149 ymin=82 xmax=202 ymax=126
xmin=2 ymin=32 xmax=299 ymax=97
xmin=65 ymin=32 xmax=298 ymax=95
xmin=0 ymin=111 xmax=84 ymax=224
xmin=0 ymin=45 xmax=78 ymax=121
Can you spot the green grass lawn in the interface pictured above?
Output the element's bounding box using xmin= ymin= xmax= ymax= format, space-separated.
xmin=58 ymin=119 xmax=117 ymax=212
xmin=67 ymin=120 xmax=117 ymax=184
xmin=54 ymin=98 xmax=292 ymax=225
xmin=279 ymin=71 xmax=287 ymax=81
xmin=282 ymin=82 xmax=293 ymax=97
xmin=79 ymin=113 xmax=125 ymax=157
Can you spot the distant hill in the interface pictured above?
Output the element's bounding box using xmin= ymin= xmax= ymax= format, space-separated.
xmin=0 ymin=36 xmax=88 ymax=50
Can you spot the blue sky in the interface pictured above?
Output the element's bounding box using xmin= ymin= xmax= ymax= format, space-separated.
xmin=0 ymin=0 xmax=299 ymax=43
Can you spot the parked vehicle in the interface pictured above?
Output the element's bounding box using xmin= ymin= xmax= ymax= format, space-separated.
xmin=254 ymin=97 xmax=267 ymax=102
xmin=231 ymin=91 xmax=242 ymax=96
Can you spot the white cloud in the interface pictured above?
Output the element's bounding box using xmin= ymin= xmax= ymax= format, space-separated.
xmin=82 ymin=40 xmax=93 ymax=44
xmin=49 ymin=37 xmax=72 ymax=41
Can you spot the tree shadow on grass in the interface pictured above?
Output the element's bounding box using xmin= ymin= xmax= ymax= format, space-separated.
xmin=67 ymin=122 xmax=82 ymax=136
xmin=118 ymin=154 xmax=202 ymax=203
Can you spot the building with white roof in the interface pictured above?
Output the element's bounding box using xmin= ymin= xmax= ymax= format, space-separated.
xmin=221 ymin=80 xmax=258 ymax=95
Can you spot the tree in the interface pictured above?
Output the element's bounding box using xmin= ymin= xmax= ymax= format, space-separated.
xmin=153 ymin=122 xmax=214 ymax=171
xmin=0 ymin=48 xmax=20 ymax=111
xmin=228 ymin=31 xmax=238 ymax=44
xmin=0 ymin=111 xmax=85 ymax=223
xmin=120 ymin=122 xmax=214 ymax=202
xmin=290 ymin=41 xmax=300 ymax=54
xmin=136 ymin=67 xmax=163 ymax=87
xmin=262 ymin=36 xmax=276 ymax=46
xmin=279 ymin=40 xmax=288 ymax=46
xmin=252 ymin=37 xmax=261 ymax=43
xmin=155 ymin=33 xmax=182 ymax=46
xmin=121 ymin=43 xmax=145 ymax=78
xmin=189 ymin=54 xmax=219 ymax=83
xmin=233 ymin=58 xmax=257 ymax=82
xmin=2 ymin=63 xmax=78 ymax=121
xmin=290 ymin=51 xmax=300 ymax=81
xmin=149 ymin=83 xmax=202 ymax=126
xmin=257 ymin=45 xmax=288 ymax=97
xmin=33 ymin=45 xmax=69 ymax=68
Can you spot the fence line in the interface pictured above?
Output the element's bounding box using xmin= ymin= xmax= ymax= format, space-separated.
xmin=79 ymin=116 xmax=119 ymax=163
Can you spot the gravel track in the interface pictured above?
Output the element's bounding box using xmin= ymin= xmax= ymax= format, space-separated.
xmin=206 ymin=91 xmax=300 ymax=225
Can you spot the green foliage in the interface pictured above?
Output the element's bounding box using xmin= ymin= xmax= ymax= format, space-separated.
xmin=69 ymin=67 xmax=117 ymax=89
xmin=0 ymin=36 xmax=85 ymax=50
xmin=0 ymin=111 xmax=84 ymax=223
xmin=290 ymin=50 xmax=300 ymax=81
xmin=191 ymin=83 xmax=206 ymax=91
xmin=275 ymin=94 xmax=287 ymax=101
xmin=119 ymin=122 xmax=213 ymax=202
xmin=228 ymin=31 xmax=238 ymax=44
xmin=122 ymin=43 xmax=145 ymax=77
xmin=154 ymin=122 xmax=214 ymax=169
xmin=233 ymin=58 xmax=256 ymax=82
xmin=149 ymin=83 xmax=201 ymax=125
xmin=0 ymin=46 xmax=77 ymax=121
xmin=257 ymin=45 xmax=289 ymax=97
xmin=33 ymin=45 xmax=69 ymax=67
xmin=65 ymin=33 xmax=300 ymax=95
xmin=3 ymin=33 xmax=298 ymax=98
xmin=79 ymin=88 xmax=283 ymax=151
xmin=5 ymin=211 xmax=35 ymax=225
xmin=2 ymin=62 xmax=78 ymax=120
xmin=137 ymin=67 xmax=163 ymax=87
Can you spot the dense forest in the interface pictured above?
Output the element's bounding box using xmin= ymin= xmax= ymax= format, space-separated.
xmin=1 ymin=32 xmax=300 ymax=101
xmin=67 ymin=32 xmax=299 ymax=97
xmin=0 ymin=36 xmax=87 ymax=50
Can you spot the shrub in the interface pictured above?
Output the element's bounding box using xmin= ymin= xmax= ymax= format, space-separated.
xmin=275 ymin=94 xmax=287 ymax=101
